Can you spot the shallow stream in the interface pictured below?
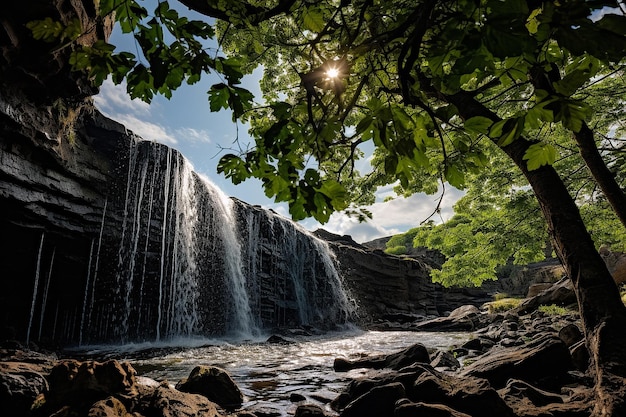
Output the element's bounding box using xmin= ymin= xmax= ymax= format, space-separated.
xmin=73 ymin=329 xmax=469 ymax=416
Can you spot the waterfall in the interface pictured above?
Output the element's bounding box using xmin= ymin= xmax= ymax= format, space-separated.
xmin=198 ymin=176 xmax=258 ymax=338
xmin=37 ymin=247 xmax=55 ymax=341
xmin=76 ymin=140 xmax=355 ymax=344
xmin=26 ymin=232 xmax=45 ymax=346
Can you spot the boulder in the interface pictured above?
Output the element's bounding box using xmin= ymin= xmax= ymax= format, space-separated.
xmin=414 ymin=305 xmax=484 ymax=331
xmin=498 ymin=379 xmax=564 ymax=407
xmin=46 ymin=360 xmax=137 ymax=409
xmin=176 ymin=365 xmax=243 ymax=409
xmin=558 ymin=323 xmax=583 ymax=347
xmin=429 ymin=350 xmax=460 ymax=370
xmin=395 ymin=401 xmax=472 ymax=417
xmin=409 ymin=371 xmax=515 ymax=417
xmin=0 ymin=362 xmax=49 ymax=416
xmin=88 ymin=396 xmax=131 ymax=417
xmin=294 ymin=403 xmax=326 ymax=416
xmin=334 ymin=343 xmax=429 ymax=371
xmin=340 ymin=382 xmax=406 ymax=417
xmin=139 ymin=384 xmax=221 ymax=417
xmin=461 ymin=335 xmax=573 ymax=390
xmin=513 ymin=278 xmax=577 ymax=315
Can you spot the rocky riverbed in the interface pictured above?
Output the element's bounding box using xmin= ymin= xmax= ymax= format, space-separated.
xmin=1 ymin=292 xmax=593 ymax=417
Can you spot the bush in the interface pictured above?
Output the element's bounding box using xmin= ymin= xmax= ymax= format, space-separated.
xmin=484 ymin=297 xmax=523 ymax=313
xmin=385 ymin=245 xmax=407 ymax=255
xmin=538 ymin=304 xmax=572 ymax=316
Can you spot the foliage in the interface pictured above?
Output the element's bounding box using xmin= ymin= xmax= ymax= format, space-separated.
xmin=484 ymin=297 xmax=523 ymax=313
xmin=25 ymin=0 xmax=626 ymax=289
xmin=538 ymin=304 xmax=575 ymax=316
xmin=385 ymin=246 xmax=408 ymax=256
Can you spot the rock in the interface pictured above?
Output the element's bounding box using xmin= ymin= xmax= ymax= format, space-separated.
xmin=88 ymin=397 xmax=131 ymax=417
xmin=290 ymin=392 xmax=307 ymax=402
xmin=265 ymin=335 xmax=295 ymax=344
xmin=46 ymin=360 xmax=137 ymax=410
xmin=415 ymin=305 xmax=485 ymax=331
xmin=498 ymin=379 xmax=564 ymax=407
xmin=461 ymin=335 xmax=573 ymax=390
xmin=500 ymin=380 xmax=593 ymax=417
xmin=140 ymin=384 xmax=221 ymax=417
xmin=0 ymin=361 xmax=49 ymax=417
xmin=429 ymin=351 xmax=460 ymax=370
xmin=395 ymin=401 xmax=472 ymax=417
xmin=341 ymin=382 xmax=406 ymax=417
xmin=558 ymin=323 xmax=582 ymax=347
xmin=294 ymin=403 xmax=326 ymax=416
xmin=176 ymin=365 xmax=243 ymax=409
xmin=570 ymin=339 xmax=590 ymax=371
xmin=334 ymin=343 xmax=429 ymax=371
xmin=513 ymin=278 xmax=577 ymax=315
xmin=527 ymin=283 xmax=554 ymax=298
xmin=410 ymin=371 xmax=516 ymax=417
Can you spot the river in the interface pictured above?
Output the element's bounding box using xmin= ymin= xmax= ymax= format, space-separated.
xmin=71 ymin=329 xmax=469 ymax=416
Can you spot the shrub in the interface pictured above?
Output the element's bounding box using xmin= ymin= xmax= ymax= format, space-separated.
xmin=538 ymin=304 xmax=571 ymax=316
xmin=484 ymin=298 xmax=523 ymax=313
xmin=385 ymin=245 xmax=407 ymax=255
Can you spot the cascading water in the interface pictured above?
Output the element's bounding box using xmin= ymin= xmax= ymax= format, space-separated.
xmin=70 ymin=139 xmax=356 ymax=345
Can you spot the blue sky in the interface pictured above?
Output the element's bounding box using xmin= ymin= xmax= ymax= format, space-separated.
xmin=94 ymin=3 xmax=463 ymax=243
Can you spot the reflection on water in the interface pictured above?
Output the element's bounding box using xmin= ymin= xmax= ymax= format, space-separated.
xmin=72 ymin=330 xmax=469 ymax=416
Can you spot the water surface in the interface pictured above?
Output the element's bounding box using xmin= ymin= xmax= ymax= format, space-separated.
xmin=76 ymin=330 xmax=469 ymax=416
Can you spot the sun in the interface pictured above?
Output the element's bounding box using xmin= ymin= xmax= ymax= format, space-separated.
xmin=326 ymin=67 xmax=340 ymax=79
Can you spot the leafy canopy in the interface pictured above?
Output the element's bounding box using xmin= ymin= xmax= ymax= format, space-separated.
xmin=27 ymin=0 xmax=626 ymax=227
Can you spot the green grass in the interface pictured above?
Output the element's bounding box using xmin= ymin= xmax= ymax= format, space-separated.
xmin=484 ymin=297 xmax=523 ymax=313
xmin=538 ymin=304 xmax=572 ymax=316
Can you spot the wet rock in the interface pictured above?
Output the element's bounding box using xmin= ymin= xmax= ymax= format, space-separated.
xmin=429 ymin=350 xmax=460 ymax=370
xmin=0 ymin=361 xmax=49 ymax=417
xmin=513 ymin=278 xmax=577 ymax=315
xmin=46 ymin=359 xmax=137 ymax=410
xmin=290 ymin=392 xmax=307 ymax=402
xmin=87 ymin=396 xmax=130 ymax=417
xmin=294 ymin=403 xmax=326 ymax=416
xmin=395 ymin=401 xmax=472 ymax=417
xmin=498 ymin=379 xmax=564 ymax=407
xmin=570 ymin=340 xmax=590 ymax=371
xmin=266 ymin=335 xmax=296 ymax=344
xmin=140 ymin=384 xmax=221 ymax=417
xmin=461 ymin=335 xmax=573 ymax=390
xmin=415 ymin=305 xmax=485 ymax=331
xmin=176 ymin=365 xmax=243 ymax=409
xmin=558 ymin=323 xmax=582 ymax=347
xmin=341 ymin=382 xmax=406 ymax=417
xmin=334 ymin=343 xmax=429 ymax=371
xmin=410 ymin=370 xmax=516 ymax=417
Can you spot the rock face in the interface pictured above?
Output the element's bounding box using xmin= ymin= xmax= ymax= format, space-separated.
xmin=316 ymin=231 xmax=495 ymax=323
xmin=0 ymin=96 xmax=361 ymax=345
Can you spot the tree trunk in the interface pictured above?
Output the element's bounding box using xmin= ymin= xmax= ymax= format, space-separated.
xmin=574 ymin=122 xmax=626 ymax=230
xmin=447 ymin=91 xmax=626 ymax=416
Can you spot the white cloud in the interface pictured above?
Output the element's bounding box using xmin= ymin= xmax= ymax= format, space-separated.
xmin=303 ymin=187 xmax=465 ymax=243
xmin=175 ymin=127 xmax=211 ymax=144
xmin=94 ymin=78 xmax=179 ymax=145
xmin=94 ymin=78 xmax=150 ymax=116
xmin=112 ymin=113 xmax=179 ymax=145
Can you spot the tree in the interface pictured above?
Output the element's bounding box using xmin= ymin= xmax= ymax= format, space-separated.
xmin=28 ymin=0 xmax=626 ymax=414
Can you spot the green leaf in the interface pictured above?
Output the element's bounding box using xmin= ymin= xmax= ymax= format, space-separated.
xmin=208 ymin=83 xmax=230 ymax=112
xmin=523 ymin=142 xmax=558 ymax=171
xmin=217 ymin=154 xmax=251 ymax=184
xmin=464 ymin=116 xmax=493 ymax=135
xmin=302 ymin=6 xmax=325 ymax=32
xmin=445 ymin=164 xmax=465 ymax=189
xmin=318 ymin=180 xmax=348 ymax=210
